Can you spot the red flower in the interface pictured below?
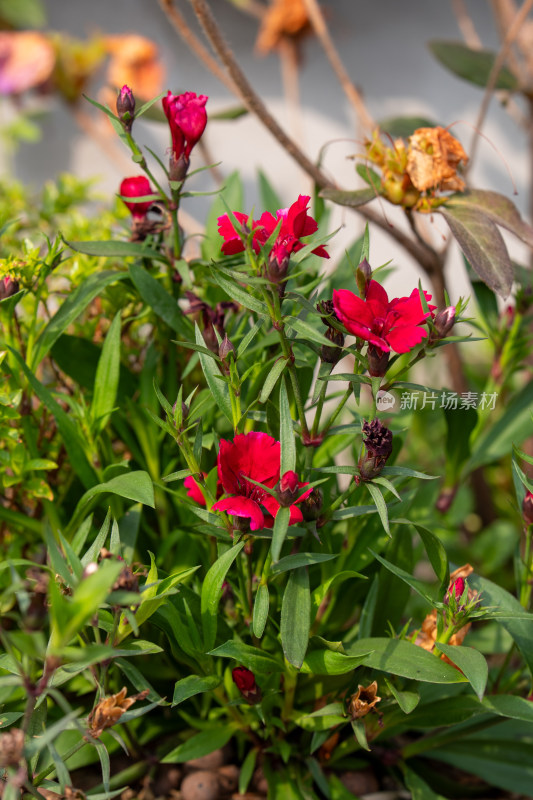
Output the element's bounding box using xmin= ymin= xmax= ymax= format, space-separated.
xmin=217 ymin=195 xmax=329 ymax=262
xmin=184 ymin=473 xmax=223 ymax=506
xmin=211 ymin=432 xmax=310 ymax=530
xmin=333 ymin=279 xmax=435 ymax=354
xmin=120 ymin=176 xmax=154 ymax=219
xmin=162 ymin=90 xmax=208 ymax=162
xmin=232 ymin=666 xmax=261 ymax=703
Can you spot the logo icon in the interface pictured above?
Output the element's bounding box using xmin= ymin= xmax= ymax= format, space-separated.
xmin=376 ymin=390 xmax=396 ymax=412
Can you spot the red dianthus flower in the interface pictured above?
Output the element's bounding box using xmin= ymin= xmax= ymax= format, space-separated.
xmin=162 ymin=90 xmax=208 ymax=162
xmin=333 ymin=279 xmax=435 ymax=354
xmin=217 ymin=195 xmax=329 ymax=261
xmin=120 ymin=176 xmax=154 ymax=219
xmin=212 ymin=432 xmax=310 ymax=530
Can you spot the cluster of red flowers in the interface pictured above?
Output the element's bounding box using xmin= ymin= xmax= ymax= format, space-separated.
xmin=185 ymin=431 xmax=310 ymax=531
xmin=119 ymin=87 xmax=208 ymax=220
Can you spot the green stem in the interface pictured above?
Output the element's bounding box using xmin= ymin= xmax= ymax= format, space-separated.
xmin=310 ymin=380 xmax=327 ymax=439
xmin=321 ymin=386 xmax=352 ymax=437
xmin=34 ymin=741 xmax=88 ymax=785
xmin=281 ymin=663 xmax=298 ymax=722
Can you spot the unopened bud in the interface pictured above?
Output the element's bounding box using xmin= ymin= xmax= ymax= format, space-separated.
xmin=446 ymin=576 xmax=465 ymax=603
xmin=523 ymin=491 xmax=533 ymax=526
xmin=267 ymin=242 xmax=290 ymax=284
xmin=321 ymin=325 xmax=344 ymax=364
xmin=219 ymin=333 xmax=235 ymax=362
xmin=367 ymin=345 xmax=390 ymax=378
xmin=356 ymin=258 xmax=372 ymax=299
xmin=0 ymin=276 xmax=19 ymax=301
xmin=232 ymin=666 xmax=261 ymax=704
xmin=169 ymin=152 xmax=189 ymax=183
xmin=433 ymin=305 xmax=456 ymax=339
xmin=301 ymin=487 xmax=323 ymax=521
xmin=276 ymin=470 xmax=300 ymax=507
xmin=116 ymin=85 xmax=135 ymax=133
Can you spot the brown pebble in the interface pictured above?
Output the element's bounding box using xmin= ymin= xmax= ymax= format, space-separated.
xmin=180 ymin=770 xmax=220 ymax=800
xmin=186 ymin=748 xmax=225 ymax=771
xmin=217 ymin=764 xmax=239 ymax=794
xmin=340 ymin=769 xmax=379 ymax=795
xmin=153 ymin=765 xmax=183 ymax=795
xmin=252 ymin=767 xmax=268 ymax=795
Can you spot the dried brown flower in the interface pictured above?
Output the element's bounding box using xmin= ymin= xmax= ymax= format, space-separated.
xmin=406 ymin=127 xmax=468 ymax=193
xmin=87 ymin=687 xmax=149 ymax=738
xmin=256 ymin=0 xmax=312 ymax=55
xmin=0 ymin=728 xmax=24 ymax=768
xmin=105 ymin=35 xmax=164 ymax=100
xmin=348 ymin=681 xmax=381 ymax=720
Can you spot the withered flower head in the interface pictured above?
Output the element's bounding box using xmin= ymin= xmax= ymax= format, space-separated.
xmin=87 ymin=687 xmax=149 ymax=738
xmin=0 ymin=728 xmax=25 ymax=768
xmin=348 ymin=681 xmax=381 ymax=720
xmin=406 ymin=127 xmax=468 ymax=193
xmin=256 ymin=0 xmax=312 ymax=55
xmin=362 ymin=419 xmax=393 ymax=458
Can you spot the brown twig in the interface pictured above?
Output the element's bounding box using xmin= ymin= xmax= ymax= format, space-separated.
xmin=490 ymin=0 xmax=527 ymax=81
xmin=451 ymin=0 xmax=482 ymax=49
xmin=158 ymin=0 xmax=237 ymax=93
xmin=470 ymin=0 xmax=533 ymax=167
xmin=301 ymin=0 xmax=374 ymax=131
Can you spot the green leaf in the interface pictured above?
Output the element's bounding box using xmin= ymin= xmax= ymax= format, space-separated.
xmin=253 ymin=583 xmax=269 ymax=639
xmin=440 ymin=206 xmax=513 ymax=297
xmin=447 ymin=190 xmax=533 ymax=249
xmin=71 ymin=471 xmax=155 ymax=529
xmin=271 ymin=552 xmax=338 ymax=575
xmin=384 ymin=678 xmax=420 ymax=714
xmin=33 ymin=271 xmax=127 ymax=368
xmin=366 ymin=482 xmax=390 ymax=535
xmin=300 ymin=648 xmax=370 ymax=675
xmin=271 ymin=506 xmax=291 ymax=563
xmin=211 ymin=268 xmax=269 ymax=315
xmin=294 ymin=702 xmax=346 ymax=732
xmin=436 ymin=644 xmax=488 ymax=700
xmin=239 ymin=748 xmax=258 ymax=795
xmin=279 ymin=377 xmax=296 ymax=475
xmin=8 ymin=348 xmax=97 ymax=489
xmin=194 ymin=323 xmax=233 ymax=423
xmin=66 ymin=239 xmax=167 ymax=261
xmin=259 ymin=358 xmax=288 ymax=404
xmin=201 ymin=542 xmax=245 ymax=650
xmin=50 ymin=334 xmax=137 ymax=400
xmin=0 ymin=0 xmax=46 ymax=27
xmin=129 ymin=263 xmax=192 ymax=338
xmin=208 ymin=640 xmax=283 ymax=672
xmin=319 ymin=187 xmax=377 ymax=208
xmin=469 ymin=573 xmax=533 ymax=674
xmin=379 ymin=116 xmax=438 ymax=138
xmin=482 ymin=693 xmax=533 ymax=722
xmin=429 ymin=41 xmax=519 ymax=90
xmin=162 ymin=726 xmax=236 ymax=764
xmin=404 ymin=767 xmax=447 ymax=800
xmin=345 ymin=638 xmax=468 ymax=683
xmin=172 ymin=675 xmax=221 ymax=706
xmin=92 ymin=311 xmax=121 ymax=432
xmin=281 ymin=567 xmax=311 ymax=668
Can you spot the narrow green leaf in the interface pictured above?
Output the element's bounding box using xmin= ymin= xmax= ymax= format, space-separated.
xmin=195 ymin=323 xmax=233 ymax=423
xmin=66 ymin=238 xmax=166 ymax=261
xmin=259 ymin=358 xmax=287 ymax=403
xmin=253 ymin=583 xmax=269 ymax=638
xmin=436 ymin=643 xmax=488 ymax=700
xmin=92 ymin=311 xmax=121 ymax=432
xmin=129 ymin=263 xmax=192 ymax=338
xmin=172 ymin=675 xmax=221 ymax=707
xmin=429 ymin=40 xmax=519 ymax=90
xmin=162 ymin=727 xmax=236 ymax=764
xmin=281 ymin=567 xmax=311 ymax=668
xmin=71 ymin=471 xmax=155 ymax=530
xmin=201 ymin=542 xmax=245 ymax=650
xmin=300 ymin=648 xmax=370 ymax=675
xmin=208 ymin=640 xmax=283 ymax=672
xmin=279 ymin=377 xmax=296 ymax=474
xmin=271 ymin=552 xmax=338 ymax=575
xmin=271 ymin=506 xmax=291 ymax=563
xmin=366 ymin=482 xmax=390 ymax=535
xmin=319 ymin=187 xmax=377 ymax=208
xmin=345 ymin=638 xmax=467 ymax=684
xmin=211 ymin=268 xmax=269 ymax=315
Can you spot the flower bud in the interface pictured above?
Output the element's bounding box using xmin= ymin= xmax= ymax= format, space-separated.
xmin=267 ymin=241 xmax=290 ymax=284
xmin=356 ymin=258 xmax=372 ymax=299
xmin=367 ymin=345 xmax=390 ymax=378
xmin=321 ymin=325 xmax=344 ymax=364
xmin=120 ymin=176 xmax=154 ymax=220
xmin=523 ymin=491 xmax=533 ymax=526
xmin=433 ymin=305 xmax=456 ymax=339
xmin=0 ymin=275 xmax=19 ymax=301
xmin=357 ymin=419 xmax=393 ymax=482
xmin=232 ymin=666 xmax=261 ymax=704
xmin=219 ymin=333 xmax=235 ymax=362
xmin=276 ymin=470 xmax=300 ymax=507
xmin=445 ymin=576 xmax=465 ymax=604
xmin=301 ymin=487 xmax=323 ymax=521
xmin=169 ymin=152 xmax=190 ymax=183
xmin=116 ymin=85 xmax=135 ymax=133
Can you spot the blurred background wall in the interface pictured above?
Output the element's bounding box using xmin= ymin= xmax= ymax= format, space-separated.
xmin=1 ymin=1 xmax=529 ymax=298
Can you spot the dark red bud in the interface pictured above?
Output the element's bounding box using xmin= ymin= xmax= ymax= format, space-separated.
xmin=367 ymin=345 xmax=390 ymax=377
xmin=0 ymin=276 xmax=19 ymax=301
xmin=169 ymin=152 xmax=189 ymax=183
xmin=117 ymin=85 xmax=135 ymax=132
xmin=219 ymin=333 xmax=235 ymax=362
xmin=356 ymin=258 xmax=373 ymax=299
xmin=447 ymin=576 xmax=465 ymax=601
xmin=301 ymin=487 xmax=323 ymax=521
xmin=232 ymin=666 xmax=261 ymax=704
xmin=276 ymin=470 xmax=300 ymax=507
xmin=321 ymin=325 xmax=344 ymax=364
xmin=433 ymin=305 xmax=456 ymax=339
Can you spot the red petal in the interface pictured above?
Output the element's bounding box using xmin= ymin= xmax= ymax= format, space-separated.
xmin=386 ymin=323 xmax=428 ymax=354
xmin=184 ymin=475 xmax=206 ymax=505
xmin=311 ymin=245 xmax=329 ymax=259
xmin=212 ymin=496 xmax=265 ymax=530
xmin=366 ymin=280 xmax=389 ymax=312
xmin=333 ymin=289 xmax=374 ymax=330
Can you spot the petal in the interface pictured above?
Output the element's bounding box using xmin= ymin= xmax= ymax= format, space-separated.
xmin=217 ymin=212 xmax=249 ymax=242
xmin=386 ymin=323 xmax=428 ymax=354
xmin=212 ymin=496 xmax=265 ymax=531
xmin=311 ymin=244 xmax=329 ymax=259
xmin=184 ymin=475 xmax=206 ymax=505
xmin=365 ymin=280 xmax=389 ymax=314
xmin=333 ymin=289 xmax=375 ymax=330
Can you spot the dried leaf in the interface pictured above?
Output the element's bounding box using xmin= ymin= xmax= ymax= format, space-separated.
xmin=407 ymin=127 xmax=468 ymax=192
